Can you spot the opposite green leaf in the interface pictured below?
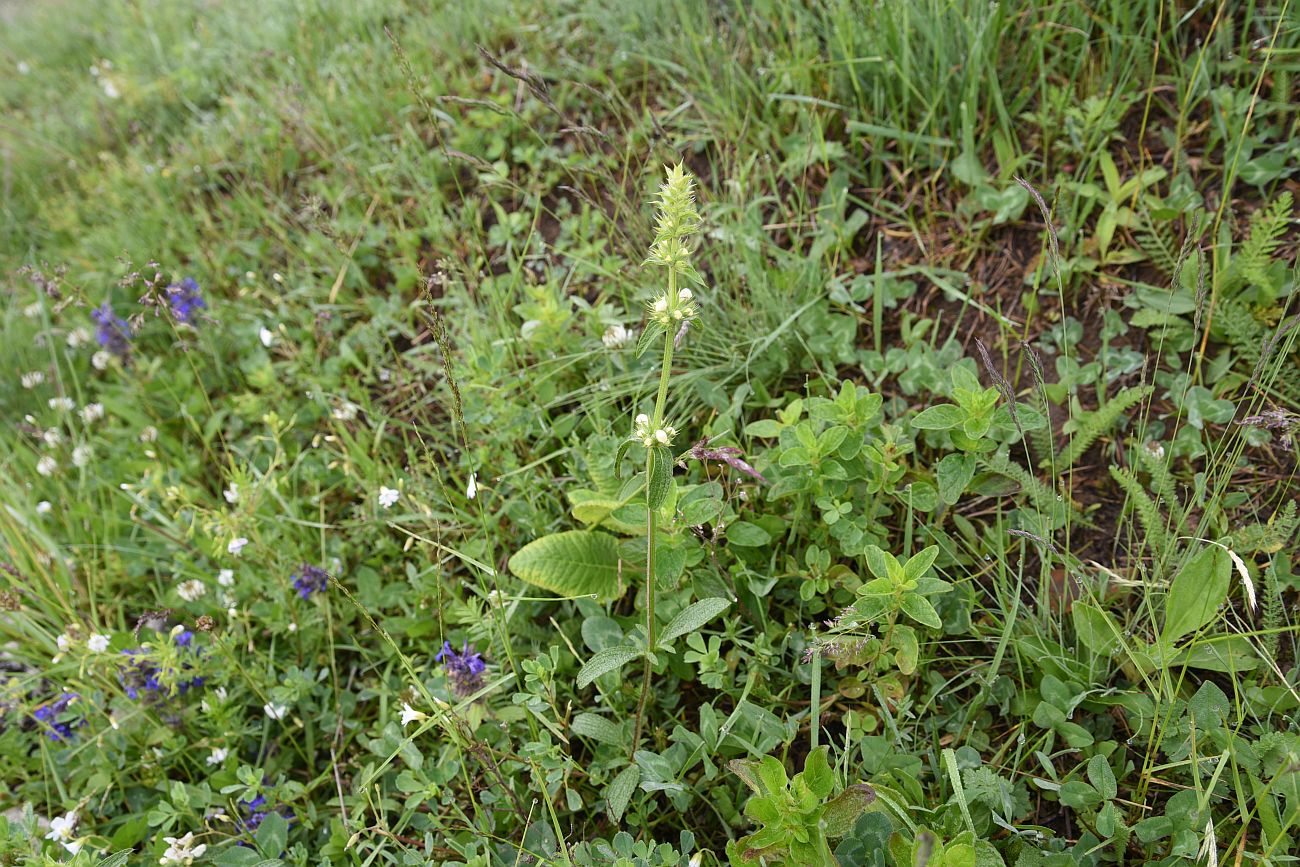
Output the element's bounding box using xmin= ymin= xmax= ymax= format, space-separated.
xmin=659 ymin=597 xmax=731 ymax=647
xmin=607 ymin=764 xmax=641 ymax=821
xmin=577 ymin=645 xmax=643 ymax=688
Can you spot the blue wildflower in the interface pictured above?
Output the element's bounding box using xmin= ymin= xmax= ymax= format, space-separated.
xmin=32 ymin=691 xmax=85 ymax=741
xmin=237 ymin=787 xmax=294 ymax=838
xmin=118 ymin=630 xmax=204 ymax=700
xmin=435 ymin=640 xmax=487 ymax=696
xmin=290 ymin=563 xmax=329 ymax=599
xmin=91 ymin=302 xmax=132 ymax=358
xmin=166 ymin=277 xmax=206 ymax=325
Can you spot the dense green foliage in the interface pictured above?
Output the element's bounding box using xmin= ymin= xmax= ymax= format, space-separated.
xmin=2 ymin=1 xmax=1299 ymax=865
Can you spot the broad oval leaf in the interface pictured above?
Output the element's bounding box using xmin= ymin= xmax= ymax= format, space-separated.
xmin=660 ymin=598 xmax=731 ymax=647
xmin=508 ymin=530 xmax=623 ymax=601
xmin=1161 ymin=546 xmax=1230 ymax=647
xmin=911 ymin=404 xmax=965 ymax=430
xmin=571 ymin=712 xmax=625 ymax=747
xmin=577 ymin=645 xmax=642 ymax=688
xmin=606 ymin=764 xmax=641 ymax=821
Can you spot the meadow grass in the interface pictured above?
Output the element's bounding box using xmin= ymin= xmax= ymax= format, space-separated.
xmin=2 ymin=0 xmax=1299 ymax=865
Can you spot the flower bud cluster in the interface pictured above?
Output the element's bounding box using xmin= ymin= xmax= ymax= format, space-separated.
xmin=633 ymin=413 xmax=677 ymax=449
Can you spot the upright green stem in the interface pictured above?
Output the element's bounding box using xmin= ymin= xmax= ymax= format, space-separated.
xmin=632 ymin=274 xmax=678 ymax=754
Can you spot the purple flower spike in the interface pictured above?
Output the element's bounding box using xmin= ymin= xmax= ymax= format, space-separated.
xmin=435 ymin=640 xmax=486 ymax=696
xmin=166 ymin=277 xmax=206 ymax=324
xmin=91 ymin=302 xmax=132 ymax=358
xmin=290 ymin=563 xmax=329 ymax=599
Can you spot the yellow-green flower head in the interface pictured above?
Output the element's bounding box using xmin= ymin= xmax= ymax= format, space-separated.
xmin=646 ymin=163 xmax=701 ymax=272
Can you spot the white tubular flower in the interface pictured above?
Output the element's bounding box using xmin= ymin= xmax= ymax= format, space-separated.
xmin=264 ymin=702 xmax=288 ymax=720
xmin=87 ymin=633 xmax=111 ymax=652
xmin=400 ymin=703 xmax=428 ymax=727
xmin=378 ymin=486 xmax=400 ymax=509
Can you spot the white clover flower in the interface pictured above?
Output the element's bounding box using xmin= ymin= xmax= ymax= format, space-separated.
xmin=227 ymin=537 xmax=249 ymax=556
xmin=259 ymin=326 xmax=275 ymax=347
xmin=264 ymin=702 xmax=288 ymax=720
xmin=223 ymin=484 xmax=239 ymax=504
xmin=100 ymin=78 xmax=120 ymax=99
xmin=333 ymin=401 xmax=359 ymax=421
xmin=45 ymin=811 xmax=79 ymax=853
xmin=400 ymin=703 xmax=428 ymax=727
xmin=81 ymin=402 xmax=105 ymax=423
xmin=466 ymin=473 xmax=478 ymax=500
xmin=66 ymin=327 xmax=91 ymax=348
xmin=37 ymin=456 xmax=58 ymax=476
xmin=23 ymin=302 xmax=43 ymax=318
xmin=206 ymin=747 xmax=228 ymax=766
xmin=178 ymin=579 xmax=206 ymax=602
xmin=217 ymin=569 xmax=235 ymax=587
xmin=160 ymin=831 xmax=207 ymax=865
xmin=72 ymin=445 xmax=92 ymax=467
xmin=378 ymin=486 xmax=400 ymax=509
xmin=602 ymin=323 xmax=633 ymax=349
xmin=92 ymin=350 xmax=111 ymax=370
xmin=87 ymin=633 xmax=111 ymax=652
xmin=37 ymin=500 xmax=52 ymax=515
xmin=43 ymin=428 xmax=62 ymax=447
xmin=139 ymin=425 xmax=158 ymax=443
xmin=21 ymin=370 xmax=45 ymax=389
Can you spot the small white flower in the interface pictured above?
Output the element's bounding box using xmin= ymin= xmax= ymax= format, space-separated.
xmin=37 ymin=456 xmax=58 ymax=476
xmin=217 ymin=569 xmax=235 ymax=587
xmin=332 ymin=401 xmax=359 ymax=421
xmin=223 ymin=484 xmax=239 ymax=504
xmin=139 ymin=426 xmax=158 ymax=443
xmin=655 ymin=428 xmax=670 ymax=444
xmin=227 ymin=537 xmax=249 ymax=556
xmin=67 ymin=327 xmax=91 ymax=348
xmin=259 ymin=326 xmax=275 ymax=347
xmin=678 ymin=287 xmax=693 ymax=302
xmin=17 ymin=61 xmax=30 ymax=75
xmin=72 ymin=445 xmax=92 ymax=467
xmin=272 ymin=272 xmax=284 ymax=283
xmin=101 ymin=78 xmax=120 ymax=99
xmin=80 ymin=402 xmax=105 ymax=423
xmin=160 ymin=831 xmax=207 ymax=865
xmin=466 ymin=473 xmax=478 ymax=500
xmin=264 ymin=702 xmax=288 ymax=720
xmin=602 ymin=323 xmax=633 ymax=349
xmin=653 ymin=295 xmax=669 ymax=314
xmin=92 ymin=350 xmax=111 ymax=370
xmin=635 ymin=413 xmax=650 ymax=428
xmin=88 ymin=633 xmax=111 ymax=652
xmin=43 ymin=428 xmax=62 ymax=448
xmin=378 ymin=486 xmax=400 ymax=509
xmin=45 ymin=811 xmax=77 ymax=849
xmin=178 ymin=579 xmax=207 ymax=602
xmin=37 ymin=500 xmax=52 ymax=514
xmin=23 ymin=302 xmax=43 ymax=318
xmin=206 ymin=747 xmax=228 ymax=766
xmin=57 ymin=634 xmax=73 ymax=652
xmin=400 ymin=703 xmax=428 ymax=727
xmin=21 ymin=370 xmax=45 ymax=389
xmin=48 ymin=396 xmax=74 ymax=413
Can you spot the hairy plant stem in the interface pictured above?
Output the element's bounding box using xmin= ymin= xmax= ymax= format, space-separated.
xmin=631 ymin=272 xmax=678 ymax=755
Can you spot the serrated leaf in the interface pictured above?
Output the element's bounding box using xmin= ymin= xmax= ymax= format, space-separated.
xmin=647 ymin=446 xmax=673 ymax=510
xmin=571 ymin=712 xmax=625 ymax=747
xmin=659 ymin=598 xmax=731 ymax=647
xmin=508 ymin=530 xmax=623 ymax=601
xmin=635 ymin=322 xmax=664 ymax=358
xmin=607 ymin=765 xmax=640 ymax=821
xmin=577 ymin=645 xmax=643 ymax=688
xmin=911 ymin=404 xmax=966 ymax=430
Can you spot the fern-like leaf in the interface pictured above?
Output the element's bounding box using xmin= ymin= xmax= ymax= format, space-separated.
xmin=1228 ymin=192 xmax=1293 ymax=291
xmin=1109 ymin=465 xmax=1169 ymax=562
xmin=1052 ymin=385 xmax=1154 ymax=469
xmin=1131 ymin=442 xmax=1187 ymax=530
